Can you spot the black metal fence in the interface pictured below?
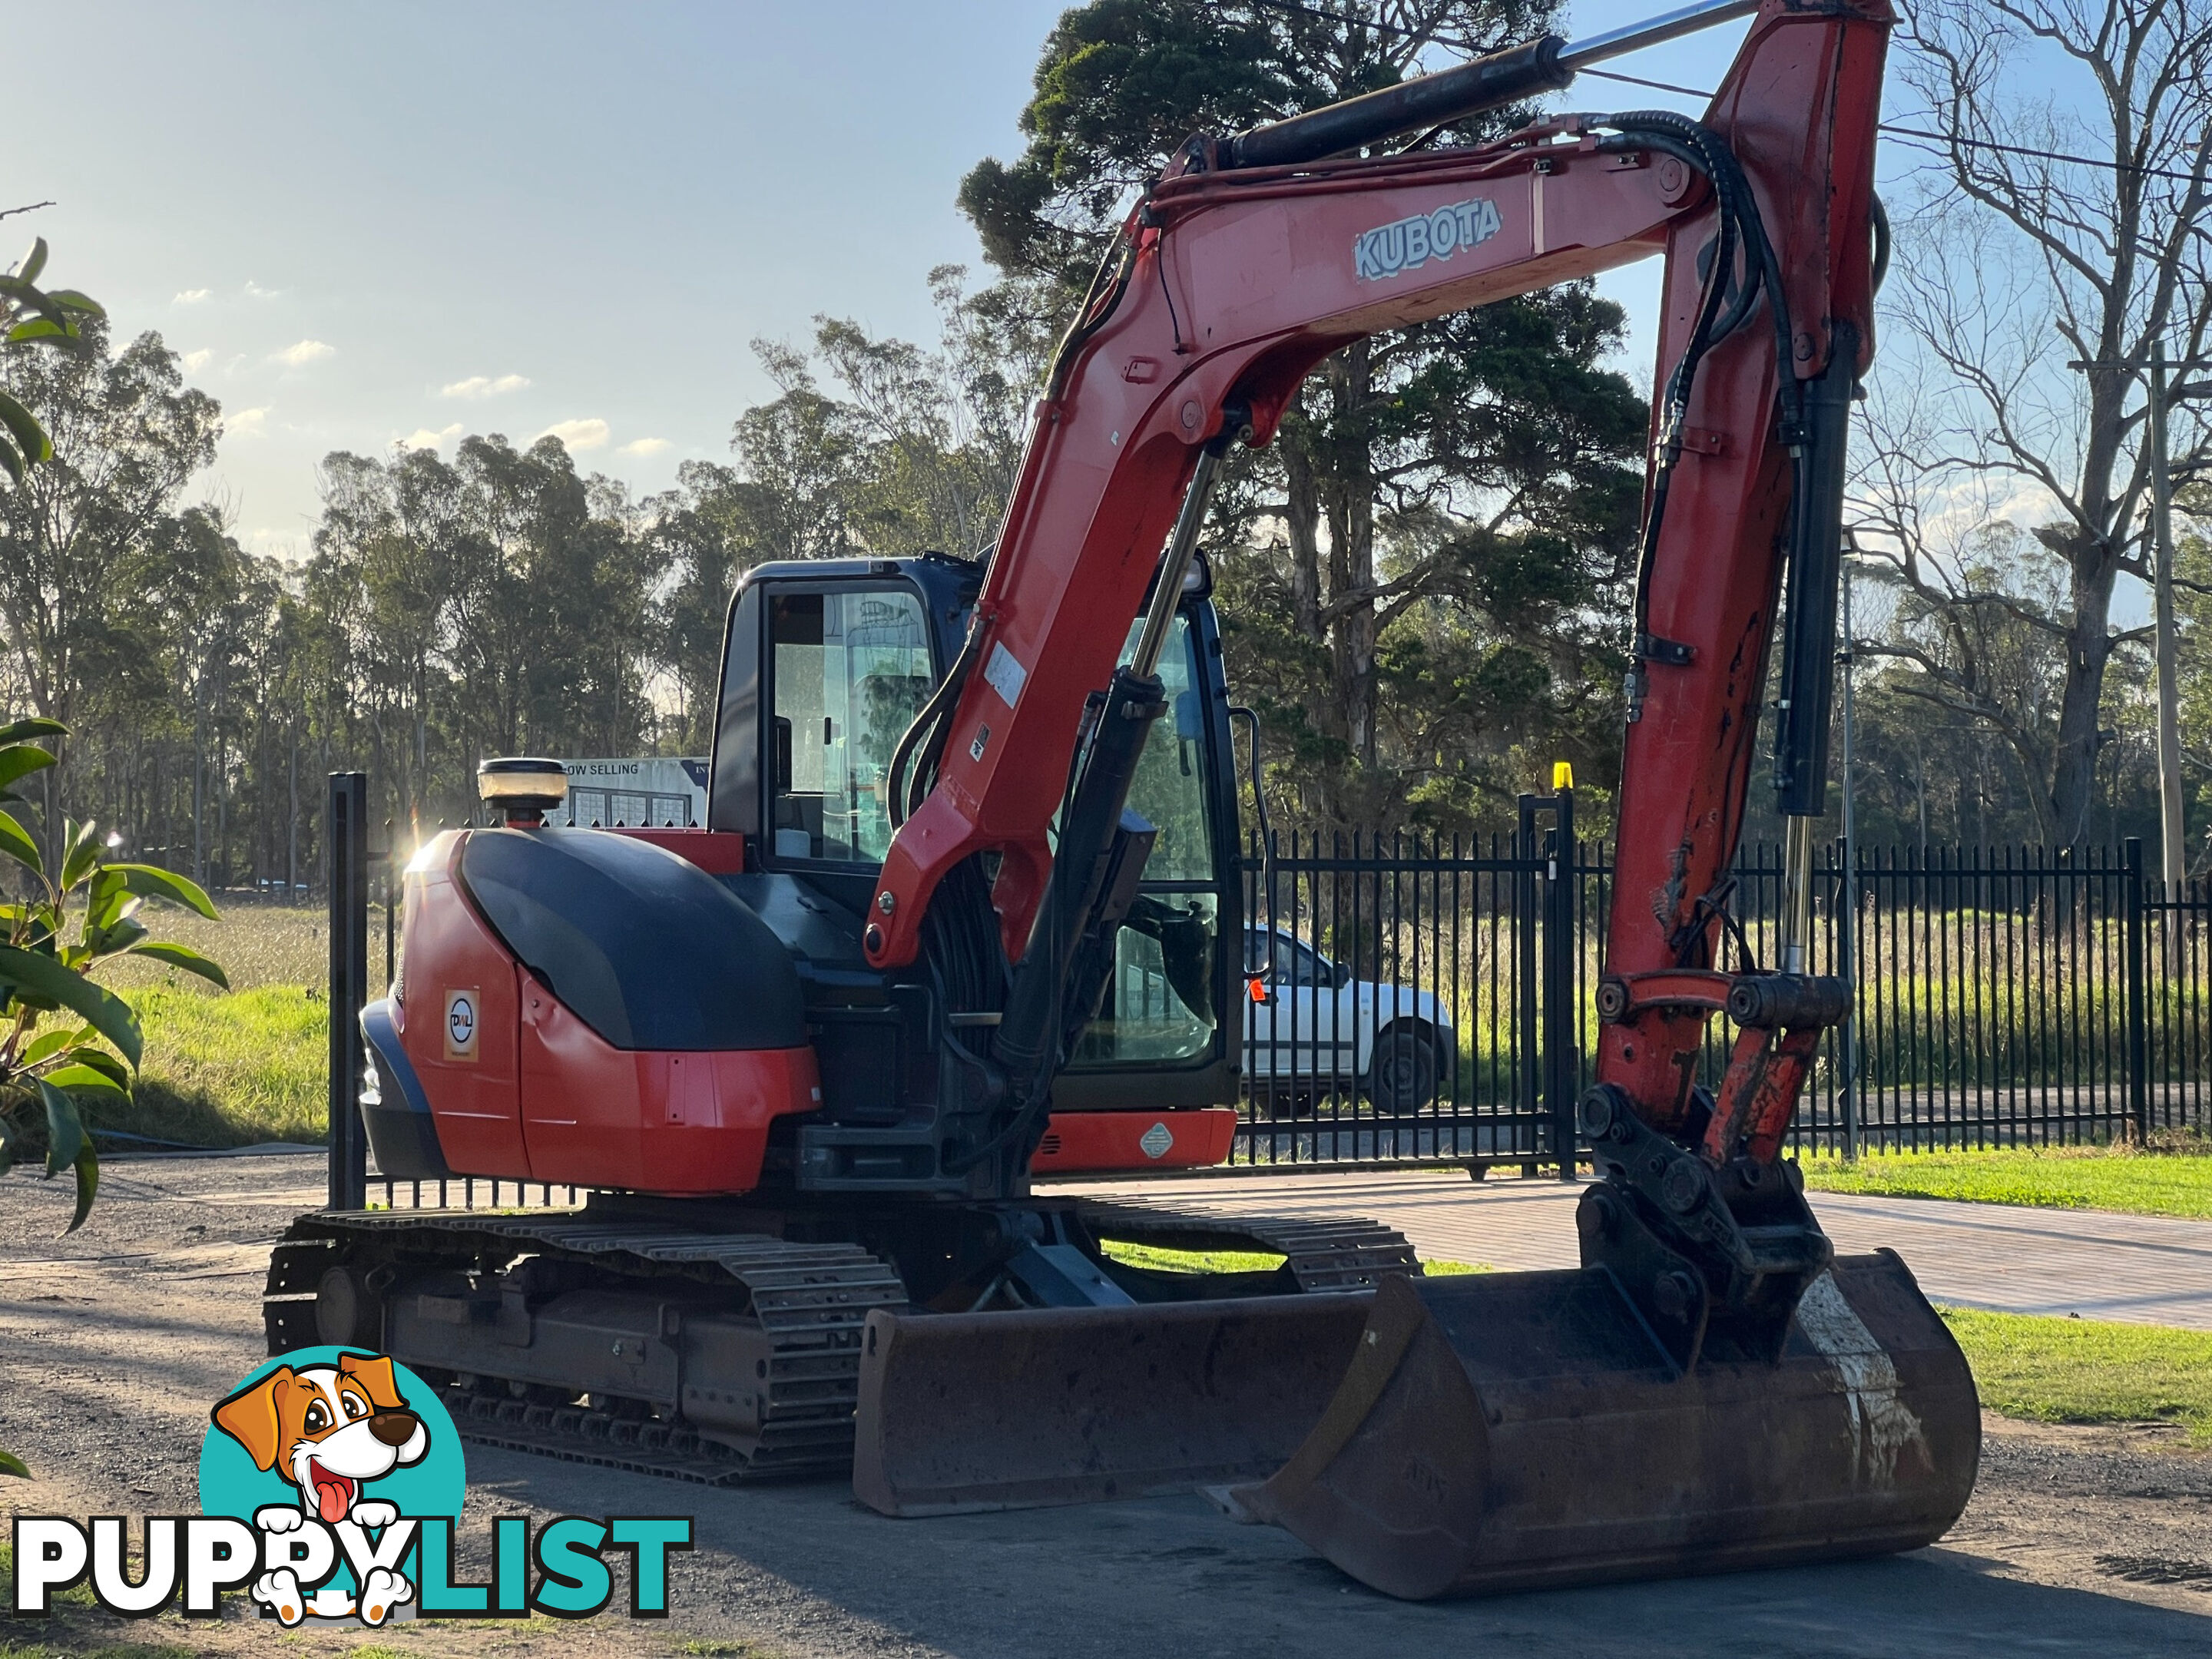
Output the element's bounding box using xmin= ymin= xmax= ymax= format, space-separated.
xmin=1247 ymin=826 xmax=2211 ymax=1161
xmin=327 ymin=770 xmax=2211 ymax=1209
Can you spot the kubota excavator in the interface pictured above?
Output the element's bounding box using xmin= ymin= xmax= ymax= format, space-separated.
xmin=263 ymin=0 xmax=1979 ymax=1599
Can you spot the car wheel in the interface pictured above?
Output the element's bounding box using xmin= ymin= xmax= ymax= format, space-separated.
xmin=1368 ymin=1026 xmax=1438 ymax=1114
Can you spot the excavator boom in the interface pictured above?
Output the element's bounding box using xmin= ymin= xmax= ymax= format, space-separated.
xmin=856 ymin=0 xmax=1982 ymax=1595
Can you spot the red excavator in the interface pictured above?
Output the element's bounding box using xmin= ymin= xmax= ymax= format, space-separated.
xmin=265 ymin=0 xmax=1979 ymax=1598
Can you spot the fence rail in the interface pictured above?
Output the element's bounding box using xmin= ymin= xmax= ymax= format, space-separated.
xmin=329 ymin=770 xmax=2211 ymax=1210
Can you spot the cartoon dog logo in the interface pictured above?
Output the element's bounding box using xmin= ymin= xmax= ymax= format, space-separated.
xmin=209 ymin=1351 xmax=428 ymax=1625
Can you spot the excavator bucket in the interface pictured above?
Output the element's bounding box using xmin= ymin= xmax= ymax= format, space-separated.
xmin=1231 ymin=1250 xmax=1981 ymax=1599
xmin=852 ymin=1293 xmax=1374 ymax=1515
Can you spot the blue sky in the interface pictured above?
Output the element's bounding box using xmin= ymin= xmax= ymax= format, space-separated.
xmin=15 ymin=2 xmax=1748 ymax=561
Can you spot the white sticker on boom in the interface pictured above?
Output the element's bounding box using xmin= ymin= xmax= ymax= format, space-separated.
xmin=983 ymin=641 xmax=1028 ymax=708
xmin=1139 ymin=1121 xmax=1174 ymax=1160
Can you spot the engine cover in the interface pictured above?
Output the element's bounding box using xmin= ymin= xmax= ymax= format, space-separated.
xmin=384 ymin=828 xmax=820 ymax=1194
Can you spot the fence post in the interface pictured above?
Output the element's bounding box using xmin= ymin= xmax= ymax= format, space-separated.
xmin=1516 ymin=794 xmax=1540 ymax=1146
xmin=2123 ymin=836 xmax=2150 ymax=1144
xmin=1545 ymin=786 xmax=1578 ymax=1180
xmin=327 ymin=773 xmax=369 ymax=1210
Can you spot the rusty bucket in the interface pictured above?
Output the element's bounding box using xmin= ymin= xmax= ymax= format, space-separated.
xmin=852 ymin=1293 xmax=1373 ymax=1515
xmin=1232 ymin=1250 xmax=1981 ymax=1599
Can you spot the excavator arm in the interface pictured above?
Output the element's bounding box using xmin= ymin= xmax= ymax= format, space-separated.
xmin=871 ymin=0 xmax=1886 ymax=1231
xmin=854 ymin=2 xmax=1985 ymax=1583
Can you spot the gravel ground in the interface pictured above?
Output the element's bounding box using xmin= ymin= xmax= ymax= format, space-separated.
xmin=2 ymin=1151 xmax=2209 ymax=1658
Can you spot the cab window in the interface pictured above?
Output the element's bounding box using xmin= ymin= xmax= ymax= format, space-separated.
xmin=1068 ymin=612 xmax=1222 ymax=1068
xmin=770 ymin=588 xmax=933 ymax=864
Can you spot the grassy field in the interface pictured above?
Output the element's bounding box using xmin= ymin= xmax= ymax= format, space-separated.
xmin=1942 ymin=1306 xmax=2212 ymax=1445
xmin=1803 ymin=1145 xmax=2212 ymax=1219
xmin=80 ymin=900 xmax=333 ymax=1150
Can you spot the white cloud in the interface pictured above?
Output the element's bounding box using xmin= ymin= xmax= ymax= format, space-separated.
xmin=275 ymin=339 xmax=334 ymax=367
xmin=243 ymin=280 xmax=280 ymax=300
xmin=180 ymin=349 xmax=213 ymax=372
xmin=441 ymin=373 xmax=530 ymax=400
xmin=173 ymin=288 xmax=210 ymax=305
xmin=538 ymin=417 xmax=609 ymax=452
xmin=398 ymin=423 xmax=465 ymax=452
xmin=617 ymin=436 xmax=671 ymax=458
xmin=227 ymin=406 xmax=270 ymax=437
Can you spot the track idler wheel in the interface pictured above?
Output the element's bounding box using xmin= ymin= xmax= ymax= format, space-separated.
xmin=1233 ymin=1251 xmax=1981 ymax=1599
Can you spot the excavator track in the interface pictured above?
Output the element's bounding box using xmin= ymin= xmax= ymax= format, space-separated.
xmin=262 ymin=1210 xmax=907 ymax=1486
xmin=1073 ymin=1197 xmax=1422 ymax=1290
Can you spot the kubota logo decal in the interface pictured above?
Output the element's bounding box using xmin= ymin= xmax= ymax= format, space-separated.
xmin=1353 ymin=197 xmax=1502 ymax=282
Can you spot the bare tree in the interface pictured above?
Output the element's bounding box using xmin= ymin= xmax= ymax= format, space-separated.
xmin=1852 ymin=0 xmax=2212 ymax=843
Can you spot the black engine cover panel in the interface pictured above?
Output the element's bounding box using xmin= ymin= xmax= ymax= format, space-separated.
xmin=459 ymin=828 xmax=804 ymax=1051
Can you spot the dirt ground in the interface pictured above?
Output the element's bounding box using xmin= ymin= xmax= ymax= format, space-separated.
xmin=3 ymin=1152 xmax=2210 ymax=1659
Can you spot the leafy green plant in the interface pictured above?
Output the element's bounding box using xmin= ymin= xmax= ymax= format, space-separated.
xmin=0 ymin=721 xmax=226 ymax=1476
xmin=0 ymin=235 xmax=101 ymax=482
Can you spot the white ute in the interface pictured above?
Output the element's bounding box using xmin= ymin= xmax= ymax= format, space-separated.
xmin=1240 ymin=925 xmax=1455 ymax=1114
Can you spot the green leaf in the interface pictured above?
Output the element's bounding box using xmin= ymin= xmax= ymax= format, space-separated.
xmin=124 ymin=939 xmax=228 ymax=989
xmin=56 ymin=1044 xmax=128 ymax=1088
xmin=18 ymin=238 xmax=47 ymax=285
xmin=0 ymin=436 xmax=25 ymax=488
xmin=0 ymin=1114 xmax=15 ymax=1177
xmin=107 ymin=863 xmax=217 ymax=919
xmin=0 ymin=945 xmax=140 ymax=1068
xmin=58 ymin=818 xmax=98 ymax=892
xmin=82 ymin=866 xmax=131 ymax=932
xmin=0 ymin=389 xmax=50 ymax=466
xmin=0 ymin=742 xmax=55 ymax=793
xmin=44 ymin=290 xmax=101 ymax=317
xmin=18 ymin=1026 xmax=72 ymax=1066
xmin=86 ymin=914 xmax=147 ymax=959
xmin=40 ymin=1062 xmax=129 ymax=1099
xmin=39 ymin=1077 xmax=82 ymax=1176
xmin=5 ymin=316 xmax=66 ymax=345
xmin=0 ymin=1448 xmax=28 ymax=1478
xmin=67 ymin=1140 xmax=98 ymax=1233
xmin=0 ymin=717 xmax=67 ymax=743
xmin=0 ymin=807 xmax=41 ymax=875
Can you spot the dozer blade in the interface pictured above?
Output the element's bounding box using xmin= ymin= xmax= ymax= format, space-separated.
xmin=1233 ymin=1250 xmax=1981 ymax=1600
xmin=853 ymin=1293 xmax=1374 ymax=1515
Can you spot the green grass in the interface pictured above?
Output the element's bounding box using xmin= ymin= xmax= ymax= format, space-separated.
xmin=91 ymin=985 xmax=329 ymax=1149
xmin=1099 ymin=1240 xmax=1488 ymax=1276
xmin=1942 ymin=1306 xmax=2212 ymax=1445
xmin=1802 ymin=1146 xmax=2212 ymax=1219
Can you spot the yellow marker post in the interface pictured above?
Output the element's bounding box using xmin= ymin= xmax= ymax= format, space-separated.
xmin=1551 ymin=760 xmax=1574 ymax=793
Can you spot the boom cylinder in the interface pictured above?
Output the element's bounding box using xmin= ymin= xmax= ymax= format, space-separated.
xmin=1225 ymin=0 xmax=1759 ymax=170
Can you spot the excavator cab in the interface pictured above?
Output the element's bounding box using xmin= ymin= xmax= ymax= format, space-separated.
xmin=704 ymin=551 xmax=1247 ymax=1185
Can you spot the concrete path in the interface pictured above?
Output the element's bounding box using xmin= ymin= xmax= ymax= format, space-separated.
xmin=1049 ymin=1168 xmax=2212 ymax=1330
